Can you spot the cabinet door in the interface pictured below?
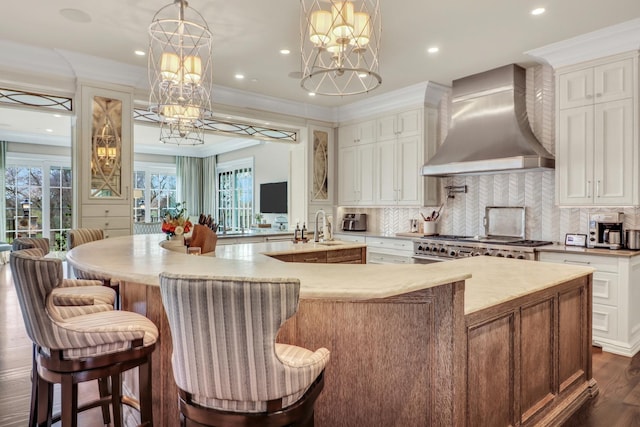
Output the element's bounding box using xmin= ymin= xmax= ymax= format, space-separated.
xmin=557 ymin=106 xmax=594 ymax=205
xmin=396 ymin=135 xmax=423 ymax=205
xmin=338 ymin=147 xmax=358 ymax=204
xmin=396 ymin=109 xmax=421 ymax=137
xmin=376 ymin=139 xmax=397 ymax=204
xmin=558 ymin=68 xmax=593 ymax=110
xmin=594 ymin=59 xmax=633 ymax=104
xmin=377 ymin=115 xmax=397 ymax=140
xmin=357 ymin=120 xmax=377 ymax=145
xmin=338 ymin=124 xmax=358 ymax=148
xmin=594 ymin=98 xmax=634 ymax=205
xmin=357 ymin=144 xmax=376 ymax=205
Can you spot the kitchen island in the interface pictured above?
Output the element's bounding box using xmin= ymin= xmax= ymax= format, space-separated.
xmin=66 ymin=234 xmax=597 ymax=426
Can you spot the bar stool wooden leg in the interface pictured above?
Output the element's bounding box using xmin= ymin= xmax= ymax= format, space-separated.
xmin=98 ymin=377 xmax=112 ymax=424
xmin=111 ymin=373 xmax=123 ymax=427
xmin=61 ymin=376 xmax=78 ymax=427
xmin=139 ymin=358 xmax=153 ymax=425
xmin=29 ymin=345 xmax=37 ymax=427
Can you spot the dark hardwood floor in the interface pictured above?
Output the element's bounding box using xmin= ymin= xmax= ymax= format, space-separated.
xmin=1 ymin=261 xmax=640 ymax=426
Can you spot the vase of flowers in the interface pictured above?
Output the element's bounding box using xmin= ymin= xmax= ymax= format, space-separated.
xmin=162 ymin=202 xmax=192 ymax=240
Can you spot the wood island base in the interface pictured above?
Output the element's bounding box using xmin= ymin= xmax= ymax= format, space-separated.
xmin=120 ymin=273 xmax=596 ymax=427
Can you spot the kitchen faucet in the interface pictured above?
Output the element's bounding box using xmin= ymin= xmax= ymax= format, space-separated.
xmin=314 ymin=209 xmax=326 ymax=242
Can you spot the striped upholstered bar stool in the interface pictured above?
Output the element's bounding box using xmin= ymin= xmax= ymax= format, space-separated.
xmin=160 ymin=273 xmax=329 ymax=427
xmin=10 ymin=248 xmax=158 ymax=427
xmin=67 ymin=228 xmax=120 ymax=308
xmin=12 ymin=238 xmax=116 ymax=316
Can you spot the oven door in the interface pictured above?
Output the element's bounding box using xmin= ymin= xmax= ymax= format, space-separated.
xmin=412 ymin=254 xmax=448 ymax=264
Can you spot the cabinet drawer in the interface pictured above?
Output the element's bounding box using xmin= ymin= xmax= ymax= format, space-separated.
xmin=592 ymin=271 xmax=619 ymax=305
xmin=327 ymin=248 xmax=364 ymax=264
xmin=82 ymin=204 xmax=131 ymax=217
xmin=333 ymin=233 xmax=365 ymax=243
xmin=365 ymin=237 xmax=413 ymax=253
xmin=538 ymin=252 xmax=618 ymax=273
xmin=368 ymin=252 xmax=414 ymax=265
xmin=291 ymin=251 xmax=327 ymax=263
xmin=102 ymin=228 xmax=132 ymax=239
xmin=82 ymin=216 xmax=131 ymax=230
xmin=592 ymin=303 xmax=618 ymax=340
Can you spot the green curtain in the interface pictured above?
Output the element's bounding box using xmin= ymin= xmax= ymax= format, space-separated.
xmin=0 ymin=141 xmax=6 ymax=241
xmin=176 ymin=156 xmax=203 ymax=218
xmin=202 ymin=155 xmax=217 ymax=216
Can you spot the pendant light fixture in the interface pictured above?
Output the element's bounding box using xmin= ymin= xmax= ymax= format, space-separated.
xmin=148 ymin=0 xmax=213 ymax=145
xmin=300 ymin=0 xmax=381 ymax=96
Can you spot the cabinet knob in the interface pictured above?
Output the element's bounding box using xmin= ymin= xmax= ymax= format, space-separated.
xmin=586 ymin=94 xmax=593 ymax=99
xmin=596 ymin=93 xmax=602 ymax=98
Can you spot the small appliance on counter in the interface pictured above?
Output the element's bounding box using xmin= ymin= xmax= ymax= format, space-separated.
xmin=625 ymin=229 xmax=640 ymax=250
xmin=588 ymin=212 xmax=624 ymax=249
xmin=341 ymin=213 xmax=367 ymax=231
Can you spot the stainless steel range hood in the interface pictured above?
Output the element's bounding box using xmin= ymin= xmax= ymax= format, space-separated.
xmin=421 ymin=64 xmax=554 ymax=176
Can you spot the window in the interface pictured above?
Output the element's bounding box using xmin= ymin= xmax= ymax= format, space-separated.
xmin=217 ymin=159 xmax=253 ymax=231
xmin=5 ymin=158 xmax=72 ymax=251
xmin=132 ymin=164 xmax=177 ymax=223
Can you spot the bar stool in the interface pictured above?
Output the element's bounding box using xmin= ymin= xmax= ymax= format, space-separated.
xmin=68 ymin=228 xmax=120 ymax=308
xmin=10 ymin=248 xmax=158 ymax=427
xmin=160 ymin=273 xmax=329 ymax=427
xmin=13 ymin=238 xmax=116 ymax=316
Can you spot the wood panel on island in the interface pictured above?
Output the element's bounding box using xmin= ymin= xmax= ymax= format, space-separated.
xmin=268 ymin=247 xmax=366 ymax=264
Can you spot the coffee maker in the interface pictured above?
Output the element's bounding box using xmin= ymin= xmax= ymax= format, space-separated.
xmin=588 ymin=212 xmax=624 ymax=249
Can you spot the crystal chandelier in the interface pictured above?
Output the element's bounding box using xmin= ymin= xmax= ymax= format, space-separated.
xmin=148 ymin=0 xmax=213 ymax=145
xmin=300 ymin=0 xmax=381 ymax=96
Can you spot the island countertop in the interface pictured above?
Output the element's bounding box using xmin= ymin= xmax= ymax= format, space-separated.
xmin=66 ymin=234 xmax=594 ymax=314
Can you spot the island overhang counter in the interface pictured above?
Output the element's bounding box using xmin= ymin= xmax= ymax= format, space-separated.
xmin=66 ymin=234 xmax=597 ymax=427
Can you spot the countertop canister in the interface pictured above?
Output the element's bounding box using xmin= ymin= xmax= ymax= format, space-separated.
xmin=625 ymin=229 xmax=640 ymax=250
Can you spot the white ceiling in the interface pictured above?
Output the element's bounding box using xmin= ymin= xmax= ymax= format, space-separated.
xmin=1 ymin=0 xmax=639 ymax=154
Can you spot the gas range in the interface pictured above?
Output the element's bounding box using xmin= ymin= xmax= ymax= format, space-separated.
xmin=413 ymin=235 xmax=553 ymax=262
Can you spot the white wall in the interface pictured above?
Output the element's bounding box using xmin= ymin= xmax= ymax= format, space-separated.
xmin=217 ymin=141 xmax=292 ymax=225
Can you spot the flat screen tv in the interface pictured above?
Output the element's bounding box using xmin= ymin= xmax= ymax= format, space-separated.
xmin=260 ymin=181 xmax=288 ymax=214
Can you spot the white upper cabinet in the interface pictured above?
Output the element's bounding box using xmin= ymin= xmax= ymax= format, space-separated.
xmin=556 ymin=53 xmax=638 ymax=207
xmin=558 ymin=58 xmax=633 ymax=110
xmin=338 ymin=107 xmax=440 ymax=207
xmin=338 ymin=120 xmax=376 ymax=148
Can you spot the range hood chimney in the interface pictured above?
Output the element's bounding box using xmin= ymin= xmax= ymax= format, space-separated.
xmin=421 ymin=64 xmax=554 ymax=176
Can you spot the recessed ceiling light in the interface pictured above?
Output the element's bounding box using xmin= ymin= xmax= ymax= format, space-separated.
xmin=309 ymin=92 xmax=316 ymax=97
xmin=280 ymin=49 xmax=290 ymax=55
xmin=235 ymin=74 xmax=245 ymax=80
xmin=251 ymin=78 xmax=258 ymax=83
xmin=53 ymin=114 xmax=62 ymax=118
xmin=45 ymin=129 xmax=53 ymax=133
xmin=427 ymin=47 xmax=439 ymax=54
xmin=531 ymin=7 xmax=545 ymax=15
xmin=59 ymin=8 xmax=91 ymax=23
xmin=134 ymin=50 xmax=146 ymax=56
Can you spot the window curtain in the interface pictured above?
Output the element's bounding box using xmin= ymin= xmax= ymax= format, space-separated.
xmin=176 ymin=156 xmax=203 ymax=218
xmin=202 ymin=155 xmax=216 ymax=216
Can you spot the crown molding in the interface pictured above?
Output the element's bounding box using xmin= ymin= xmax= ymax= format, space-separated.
xmin=525 ymin=18 xmax=640 ymax=69
xmin=337 ymin=81 xmax=449 ymax=123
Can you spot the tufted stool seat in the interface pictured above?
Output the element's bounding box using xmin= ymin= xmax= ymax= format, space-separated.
xmin=10 ymin=248 xmax=158 ymax=427
xmin=160 ymin=273 xmax=329 ymax=427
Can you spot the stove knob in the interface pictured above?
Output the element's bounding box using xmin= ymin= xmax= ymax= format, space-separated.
xmin=484 ymin=251 xmax=492 ymax=256
xmin=417 ymin=245 xmax=424 ymax=251
xmin=440 ymin=247 xmax=447 ymax=253
xmin=506 ymin=254 xmax=514 ymax=259
xmin=495 ymin=253 xmax=504 ymax=257
xmin=449 ymin=250 xmax=457 ymax=257
xmin=431 ymin=246 xmax=439 ymax=252
xmin=516 ymin=254 xmax=526 ymax=260
xmin=473 ymin=252 xmax=482 ymax=257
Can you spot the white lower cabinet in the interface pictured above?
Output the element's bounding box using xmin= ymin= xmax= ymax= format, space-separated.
xmin=538 ymin=251 xmax=640 ymax=356
xmin=364 ymin=236 xmax=414 ymax=264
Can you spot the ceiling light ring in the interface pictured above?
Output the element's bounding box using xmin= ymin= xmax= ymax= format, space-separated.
xmin=300 ymin=0 xmax=381 ymax=96
xmin=148 ymin=0 xmax=213 ymax=145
